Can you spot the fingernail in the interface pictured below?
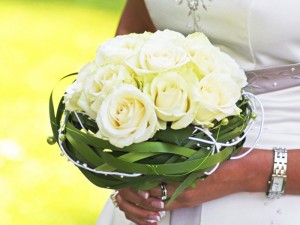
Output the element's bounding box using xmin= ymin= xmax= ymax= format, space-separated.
xmin=146 ymin=219 xmax=157 ymax=224
xmin=137 ymin=190 xmax=149 ymax=199
xmin=148 ymin=215 xmax=161 ymax=222
xmin=159 ymin=211 xmax=166 ymax=218
xmin=151 ymin=200 xmax=164 ymax=209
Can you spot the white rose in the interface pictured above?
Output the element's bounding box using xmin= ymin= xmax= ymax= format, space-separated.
xmin=185 ymin=32 xmax=212 ymax=48
xmin=193 ymin=72 xmax=242 ymax=126
xmin=146 ymin=68 xmax=198 ymax=129
xmin=149 ymin=29 xmax=186 ymax=44
xmin=219 ymin=52 xmax=248 ymax=88
xmin=96 ymin=84 xmax=158 ymax=148
xmin=185 ymin=32 xmax=247 ymax=88
xmin=64 ymin=84 xmax=82 ymax=111
xmin=185 ymin=32 xmax=222 ymax=76
xmin=77 ymin=63 xmax=137 ymax=119
xmin=64 ymin=62 xmax=96 ymax=112
xmin=95 ymin=32 xmax=150 ymax=65
xmin=126 ymin=36 xmax=190 ymax=74
xmin=185 ymin=33 xmax=247 ymax=88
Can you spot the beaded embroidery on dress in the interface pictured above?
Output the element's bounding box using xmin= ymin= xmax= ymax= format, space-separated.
xmin=174 ymin=0 xmax=213 ymax=31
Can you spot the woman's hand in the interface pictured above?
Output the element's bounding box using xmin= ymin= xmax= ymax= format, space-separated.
xmin=115 ymin=149 xmax=273 ymax=224
xmin=115 ymin=187 xmax=165 ymax=225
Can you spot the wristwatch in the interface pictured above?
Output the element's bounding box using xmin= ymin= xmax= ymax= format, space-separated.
xmin=267 ymin=147 xmax=288 ymax=199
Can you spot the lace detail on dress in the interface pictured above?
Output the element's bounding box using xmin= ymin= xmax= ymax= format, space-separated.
xmin=175 ymin=0 xmax=212 ymax=31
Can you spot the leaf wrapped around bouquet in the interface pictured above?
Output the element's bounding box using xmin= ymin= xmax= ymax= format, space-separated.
xmin=49 ymin=30 xmax=262 ymax=204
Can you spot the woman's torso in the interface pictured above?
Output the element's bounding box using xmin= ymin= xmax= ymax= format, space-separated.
xmin=143 ymin=1 xmax=300 ymax=224
xmin=144 ymin=0 xmax=300 ymax=149
xmin=145 ymin=0 xmax=300 ymax=70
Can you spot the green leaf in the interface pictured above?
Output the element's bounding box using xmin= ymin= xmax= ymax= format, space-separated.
xmin=154 ymin=125 xmax=195 ymax=145
xmin=166 ymin=171 xmax=200 ymax=206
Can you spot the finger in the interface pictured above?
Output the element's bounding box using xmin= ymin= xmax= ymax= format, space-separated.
xmin=147 ymin=183 xmax=201 ymax=210
xmin=116 ymin=194 xmax=162 ymax=225
xmin=118 ymin=188 xmax=151 ymax=209
xmin=148 ymin=183 xmax=176 ymax=200
xmin=119 ymin=187 xmax=167 ymax=211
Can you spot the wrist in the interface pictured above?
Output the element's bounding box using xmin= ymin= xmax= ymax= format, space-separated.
xmin=238 ymin=149 xmax=274 ymax=193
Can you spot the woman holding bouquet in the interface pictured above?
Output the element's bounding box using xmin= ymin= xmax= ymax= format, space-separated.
xmin=97 ymin=0 xmax=300 ymax=224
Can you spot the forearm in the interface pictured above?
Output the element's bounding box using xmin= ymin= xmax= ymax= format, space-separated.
xmin=115 ymin=148 xmax=300 ymax=219
xmin=116 ymin=0 xmax=156 ymax=35
xmin=176 ymin=148 xmax=300 ymax=208
xmin=232 ymin=148 xmax=300 ymax=195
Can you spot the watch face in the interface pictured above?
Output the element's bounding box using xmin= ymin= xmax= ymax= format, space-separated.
xmin=271 ymin=177 xmax=284 ymax=192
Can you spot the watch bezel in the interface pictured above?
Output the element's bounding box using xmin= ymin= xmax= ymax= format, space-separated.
xmin=267 ymin=174 xmax=287 ymax=199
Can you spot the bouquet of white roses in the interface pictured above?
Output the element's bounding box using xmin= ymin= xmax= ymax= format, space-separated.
xmin=49 ymin=30 xmax=258 ymax=203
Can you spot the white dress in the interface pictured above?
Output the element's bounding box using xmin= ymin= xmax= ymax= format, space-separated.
xmin=97 ymin=0 xmax=300 ymax=224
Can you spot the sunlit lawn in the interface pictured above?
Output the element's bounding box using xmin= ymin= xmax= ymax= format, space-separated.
xmin=0 ymin=1 xmax=125 ymax=224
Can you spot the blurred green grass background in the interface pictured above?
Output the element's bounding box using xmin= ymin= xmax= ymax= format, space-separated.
xmin=0 ymin=1 xmax=125 ymax=224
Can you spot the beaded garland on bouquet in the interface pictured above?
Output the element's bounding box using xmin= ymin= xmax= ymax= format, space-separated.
xmin=48 ymin=30 xmax=263 ymax=203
